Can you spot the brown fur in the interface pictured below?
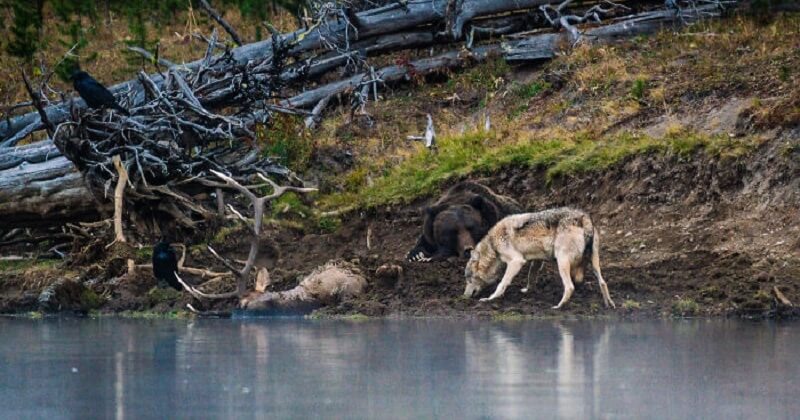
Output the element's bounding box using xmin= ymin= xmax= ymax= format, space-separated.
xmin=407 ymin=181 xmax=523 ymax=261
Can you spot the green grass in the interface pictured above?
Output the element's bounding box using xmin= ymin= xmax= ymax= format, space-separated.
xmin=80 ymin=289 xmax=104 ymax=310
xmin=671 ymin=298 xmax=701 ymax=317
xmin=317 ymin=216 xmax=342 ymax=233
xmin=308 ymin=312 xmax=371 ymax=321
xmin=321 ymin=129 xmax=760 ymax=210
xmin=110 ymin=310 xmax=193 ymax=319
xmin=622 ymin=300 xmax=641 ymax=310
xmin=491 ymin=312 xmax=533 ymax=321
xmin=0 ymin=259 xmax=60 ymax=274
xmin=513 ymin=80 xmax=551 ymax=100
xmin=630 ymin=78 xmax=648 ymax=101
xmin=135 ymin=246 xmax=153 ymax=260
xmin=271 ymin=192 xmax=311 ymax=219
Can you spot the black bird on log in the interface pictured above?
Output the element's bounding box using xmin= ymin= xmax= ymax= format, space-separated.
xmin=153 ymin=240 xmax=181 ymax=290
xmin=70 ymin=70 xmax=130 ymax=115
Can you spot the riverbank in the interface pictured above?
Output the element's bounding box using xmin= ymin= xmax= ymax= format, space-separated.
xmin=2 ymin=129 xmax=799 ymax=319
xmin=1 ymin=13 xmax=798 ymax=319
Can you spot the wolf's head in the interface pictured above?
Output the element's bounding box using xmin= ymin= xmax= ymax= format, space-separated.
xmin=463 ymin=240 xmax=501 ymax=298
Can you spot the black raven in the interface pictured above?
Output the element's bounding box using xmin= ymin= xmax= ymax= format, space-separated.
xmin=152 ymin=240 xmax=181 ymax=290
xmin=70 ymin=70 xmax=130 ymax=115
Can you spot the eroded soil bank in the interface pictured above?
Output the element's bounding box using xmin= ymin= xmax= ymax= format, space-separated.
xmin=4 ymin=130 xmax=798 ymax=319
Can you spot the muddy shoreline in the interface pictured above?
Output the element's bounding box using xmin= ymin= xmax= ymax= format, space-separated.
xmin=2 ymin=132 xmax=799 ymax=320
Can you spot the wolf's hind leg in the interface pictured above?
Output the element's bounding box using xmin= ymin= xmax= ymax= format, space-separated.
xmin=590 ymin=232 xmax=615 ymax=308
xmin=553 ymin=253 xmax=576 ymax=309
xmin=521 ymin=261 xmax=543 ymax=294
xmin=480 ymin=254 xmax=524 ymax=302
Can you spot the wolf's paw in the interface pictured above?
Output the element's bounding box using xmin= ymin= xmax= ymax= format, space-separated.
xmin=520 ymin=288 xmax=529 ymax=294
xmin=479 ymin=297 xmax=493 ymax=302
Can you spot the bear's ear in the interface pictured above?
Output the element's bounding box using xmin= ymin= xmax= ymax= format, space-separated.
xmin=425 ymin=203 xmax=449 ymax=217
xmin=468 ymin=195 xmax=486 ymax=210
xmin=471 ymin=195 xmax=500 ymax=226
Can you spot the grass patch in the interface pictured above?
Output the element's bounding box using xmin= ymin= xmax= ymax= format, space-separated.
xmin=112 ymin=310 xmax=193 ymax=319
xmin=26 ymin=311 xmax=44 ymax=320
xmin=513 ymin=80 xmax=551 ymax=100
xmin=256 ymin=114 xmax=315 ymax=171
xmin=321 ymin=128 xmax=760 ymax=210
xmin=630 ymin=78 xmax=648 ymax=101
xmin=135 ymin=246 xmax=153 ymax=261
xmin=309 ymin=312 xmax=371 ymax=321
xmin=622 ymin=299 xmax=641 ymax=310
xmin=147 ymin=287 xmax=182 ymax=304
xmin=316 ymin=216 xmax=342 ymax=233
xmin=80 ymin=289 xmax=104 ymax=310
xmin=491 ymin=312 xmax=532 ymax=321
xmin=446 ymin=58 xmax=510 ymax=92
xmin=0 ymin=259 xmax=60 ymax=274
xmin=270 ymin=192 xmax=311 ymax=219
xmin=211 ymin=224 xmax=246 ymax=245
xmin=671 ymin=298 xmax=701 ymax=317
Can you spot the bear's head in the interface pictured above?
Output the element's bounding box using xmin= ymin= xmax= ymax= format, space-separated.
xmin=426 ymin=195 xmax=499 ymax=258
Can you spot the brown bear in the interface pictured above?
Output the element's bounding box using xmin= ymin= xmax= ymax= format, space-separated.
xmin=406 ymin=181 xmax=523 ymax=262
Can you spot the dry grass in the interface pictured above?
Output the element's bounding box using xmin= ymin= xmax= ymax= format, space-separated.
xmin=0 ymin=3 xmax=298 ymax=109
xmin=0 ymin=259 xmax=70 ymax=292
xmin=316 ymin=13 xmax=796 ymax=210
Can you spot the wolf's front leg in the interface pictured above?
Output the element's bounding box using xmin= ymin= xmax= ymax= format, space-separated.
xmin=480 ymin=259 xmax=524 ymax=302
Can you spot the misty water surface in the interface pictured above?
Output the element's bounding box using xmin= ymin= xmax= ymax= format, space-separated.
xmin=0 ymin=318 xmax=798 ymax=419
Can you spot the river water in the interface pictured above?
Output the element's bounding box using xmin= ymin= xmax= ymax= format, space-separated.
xmin=0 ymin=318 xmax=797 ymax=419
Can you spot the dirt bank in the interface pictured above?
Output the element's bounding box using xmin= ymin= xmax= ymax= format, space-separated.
xmin=3 ymin=130 xmax=798 ymax=319
xmin=297 ymin=131 xmax=800 ymax=319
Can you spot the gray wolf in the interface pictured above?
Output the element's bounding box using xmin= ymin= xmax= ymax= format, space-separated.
xmin=407 ymin=181 xmax=522 ymax=262
xmin=463 ymin=208 xmax=615 ymax=309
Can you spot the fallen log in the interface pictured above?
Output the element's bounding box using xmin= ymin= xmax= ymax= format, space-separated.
xmin=0 ymin=141 xmax=62 ymax=171
xmin=284 ymin=5 xmax=716 ymax=107
xmin=0 ymin=153 xmax=103 ymax=229
xmin=1 ymin=0 xmax=560 ymax=143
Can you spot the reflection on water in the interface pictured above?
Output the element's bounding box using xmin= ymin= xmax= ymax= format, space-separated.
xmin=0 ymin=318 xmax=798 ymax=419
